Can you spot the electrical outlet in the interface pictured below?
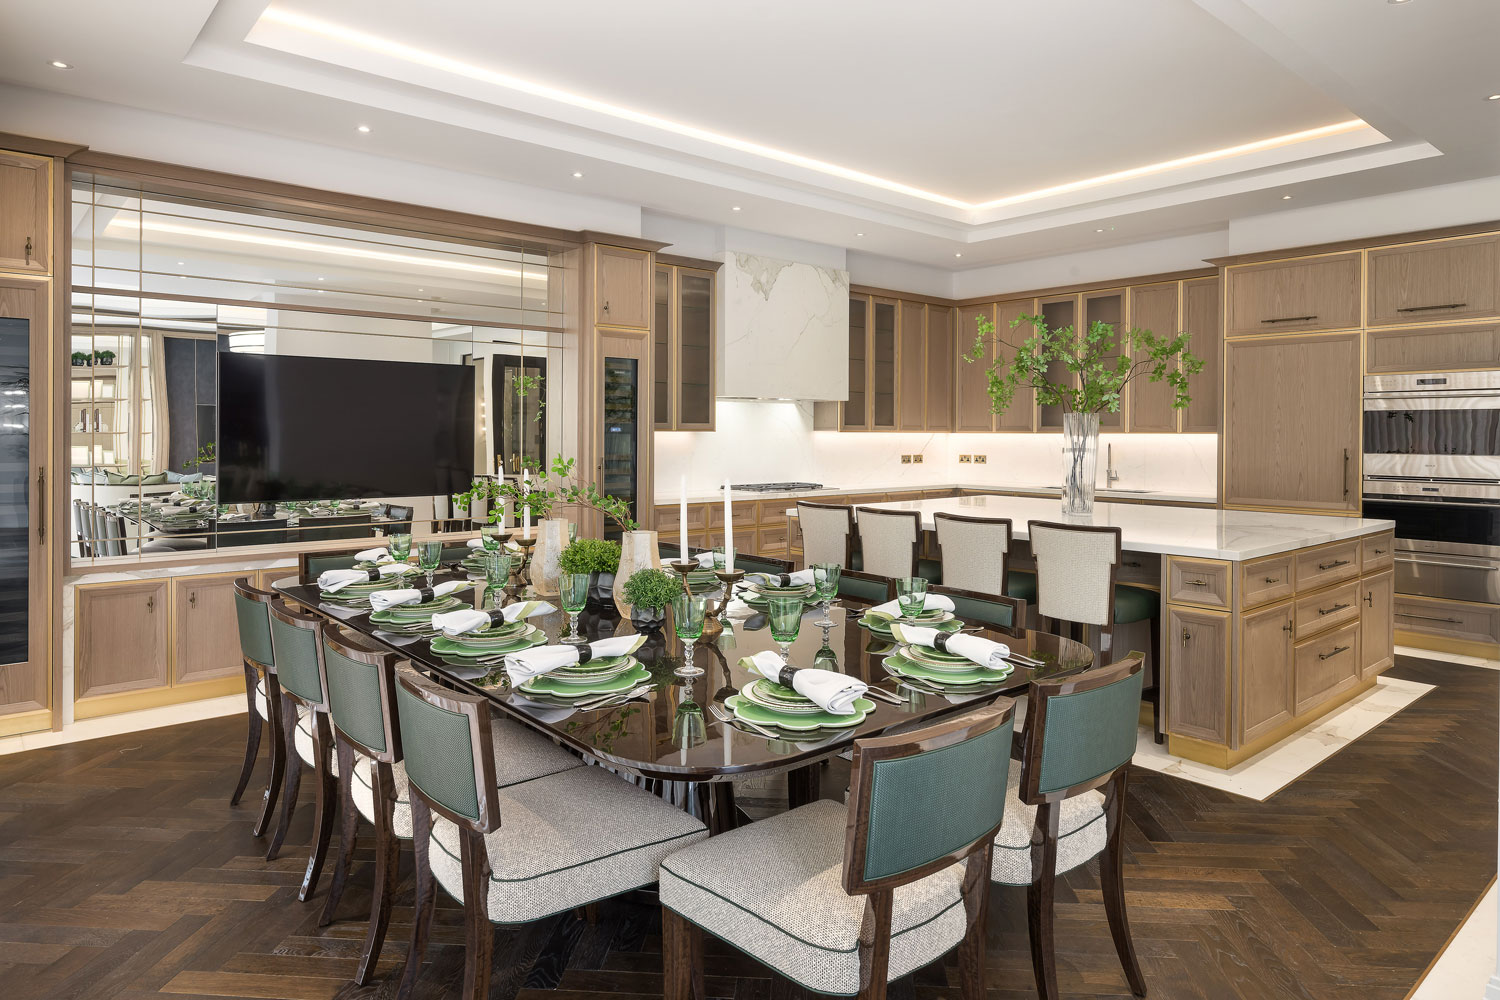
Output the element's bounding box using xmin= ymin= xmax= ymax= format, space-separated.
xmin=900 ymin=454 xmax=912 ymax=464
xmin=958 ymin=454 xmax=972 ymax=464
xmin=913 ymin=454 xmax=923 ymax=464
xmin=974 ymin=454 xmax=987 ymax=464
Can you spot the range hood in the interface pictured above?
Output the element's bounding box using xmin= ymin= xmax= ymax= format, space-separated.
xmin=717 ymin=252 xmax=849 ymax=401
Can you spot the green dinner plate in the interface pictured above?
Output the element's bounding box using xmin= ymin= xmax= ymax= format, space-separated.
xmin=740 ymin=678 xmax=823 ymax=715
xmin=432 ymin=631 xmax=548 ymax=661
xmin=858 ymin=614 xmax=961 ymax=637
xmin=884 ymin=652 xmax=1012 ymax=688
xmin=725 ymin=693 xmax=873 ymax=732
xmin=903 ymin=643 xmax=985 ymax=671
xmin=519 ymin=662 xmax=651 ymax=698
xmin=545 ymin=655 xmax=638 ymax=686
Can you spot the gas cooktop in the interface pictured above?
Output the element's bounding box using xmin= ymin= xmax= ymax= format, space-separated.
xmin=724 ymin=482 xmax=825 ymax=493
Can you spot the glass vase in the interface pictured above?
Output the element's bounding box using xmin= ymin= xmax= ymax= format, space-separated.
xmin=1061 ymin=412 xmax=1101 ymax=515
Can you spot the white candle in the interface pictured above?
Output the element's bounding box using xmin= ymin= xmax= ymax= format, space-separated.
xmin=521 ymin=470 xmax=531 ymax=539
xmin=723 ymin=478 xmax=734 ymax=572
xmin=679 ymin=476 xmax=689 ymax=559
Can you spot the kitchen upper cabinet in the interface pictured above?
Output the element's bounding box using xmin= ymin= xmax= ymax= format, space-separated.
xmin=844 ymin=296 xmax=868 ymax=429
xmin=595 ymin=246 xmax=651 ymax=329
xmin=992 ymin=299 xmax=1035 ymax=431
xmin=925 ymin=305 xmax=953 ymax=431
xmin=1367 ymin=235 xmax=1498 ymax=327
xmin=953 ymin=303 xmax=994 ymax=432
xmin=1366 ymin=322 xmax=1500 ymax=374
xmin=870 ymin=298 xmax=898 ymax=429
xmin=652 ymin=267 xmax=671 ymax=428
xmin=1224 ymin=331 xmax=1361 ymax=513
xmin=897 ymin=300 xmax=926 ymax=431
xmin=1224 ymin=253 xmax=1361 ymax=337
xmin=652 ymin=263 xmax=717 ymax=430
xmin=1128 ymin=282 xmax=1179 ymax=432
xmin=0 ymin=150 xmax=50 ymax=274
xmin=1038 ymin=295 xmax=1077 ymax=431
xmin=1085 ymin=290 xmax=1125 ymax=429
xmin=1181 ymin=277 xmax=1221 ymax=432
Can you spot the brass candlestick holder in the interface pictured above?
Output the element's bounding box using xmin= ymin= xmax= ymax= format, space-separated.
xmin=515 ymin=535 xmax=538 ymax=589
xmin=712 ymin=568 xmax=745 ymax=628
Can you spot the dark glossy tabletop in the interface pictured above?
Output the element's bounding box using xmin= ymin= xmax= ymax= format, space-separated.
xmin=275 ymin=575 xmax=1094 ymax=782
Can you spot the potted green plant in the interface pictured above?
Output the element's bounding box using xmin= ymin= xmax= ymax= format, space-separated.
xmin=620 ymin=567 xmax=682 ymax=631
xmin=964 ymin=313 xmax=1201 ymax=514
xmin=95 ymin=349 xmax=116 ymax=367
xmin=71 ymin=350 xmax=89 ymax=367
xmin=558 ymin=537 xmax=621 ymax=608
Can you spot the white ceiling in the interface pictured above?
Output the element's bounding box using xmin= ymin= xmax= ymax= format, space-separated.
xmin=2 ymin=0 xmax=1498 ymax=272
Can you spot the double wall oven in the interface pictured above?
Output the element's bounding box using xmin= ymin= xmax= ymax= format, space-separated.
xmin=1363 ymin=371 xmax=1500 ymax=605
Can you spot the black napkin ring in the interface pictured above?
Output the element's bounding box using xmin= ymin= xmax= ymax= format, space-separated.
xmin=932 ymin=633 xmax=953 ymax=654
xmin=576 ymin=646 xmax=594 ymax=664
xmin=777 ymin=573 xmax=793 ymax=587
xmin=365 ymin=567 xmax=381 ymax=582
xmin=777 ymin=664 xmax=799 ymax=688
xmin=484 ymin=609 xmax=506 ymax=629
xmin=415 ymin=586 xmax=436 ymax=603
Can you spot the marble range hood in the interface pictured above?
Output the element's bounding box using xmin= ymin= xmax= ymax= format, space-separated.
xmin=716 ymin=252 xmax=850 ymax=401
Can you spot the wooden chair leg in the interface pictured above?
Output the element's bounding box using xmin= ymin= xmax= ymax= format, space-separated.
xmin=231 ymin=662 xmax=262 ymax=806
xmin=355 ymin=762 xmax=401 ymax=987
xmin=459 ymin=828 xmax=494 ymax=1000
xmin=298 ymin=712 xmax=336 ymax=901
xmin=397 ymin=796 xmax=437 ymax=1000
xmin=252 ymin=677 xmax=285 ymax=839
xmin=662 ymin=906 xmax=702 ymax=1000
xmin=1027 ymin=804 xmax=1062 ymax=1000
xmin=854 ymin=891 xmax=892 ymax=1000
xmin=318 ymin=738 xmax=359 ymax=927
xmin=1101 ymin=772 xmax=1147 ymax=997
xmin=267 ymin=693 xmax=303 ymax=861
xmin=956 ymin=845 xmax=991 ymax=1000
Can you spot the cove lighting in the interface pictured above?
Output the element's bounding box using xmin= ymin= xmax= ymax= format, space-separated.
xmin=258 ymin=5 xmax=1372 ymax=212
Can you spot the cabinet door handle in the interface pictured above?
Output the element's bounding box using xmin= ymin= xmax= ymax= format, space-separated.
xmin=1318 ymin=558 xmax=1351 ymax=571
xmin=24 ymin=236 xmax=32 ymax=262
xmin=1342 ymin=448 xmax=1350 ymax=500
xmin=146 ymin=595 xmax=155 ymax=613
xmin=1395 ymin=611 xmax=1462 ymax=624
xmin=1397 ymin=302 xmax=1466 ymax=313
xmin=1318 ymin=644 xmax=1351 ymax=660
xmin=1261 ymin=315 xmax=1317 ymax=324
xmin=1180 ymin=628 xmax=1192 ymax=641
xmin=189 ymin=591 xmax=197 ymax=608
xmin=1282 ymin=620 xmax=1294 ymax=634
xmin=1364 ymin=591 xmax=1373 ymax=607
xmin=1318 ymin=602 xmax=1351 ymax=615
xmin=36 ymin=467 xmax=45 ymax=542
xmin=602 ymin=300 xmax=610 ymax=316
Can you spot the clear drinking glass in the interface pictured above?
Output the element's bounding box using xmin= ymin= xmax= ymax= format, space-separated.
xmin=388 ymin=532 xmax=412 ymax=563
xmin=672 ymin=592 xmax=708 ymax=677
xmin=896 ymin=577 xmax=928 ymax=618
xmin=480 ymin=524 xmax=504 ymax=551
xmin=813 ymin=563 xmax=841 ymax=627
xmin=417 ymin=540 xmax=443 ymax=589
xmin=711 ymin=546 xmax=727 ymax=571
xmin=559 ymin=572 xmax=589 ymax=644
xmin=567 ymin=521 xmax=579 ymax=544
xmin=766 ymin=595 xmax=805 ymax=662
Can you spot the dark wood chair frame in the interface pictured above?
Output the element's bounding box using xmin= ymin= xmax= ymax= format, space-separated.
xmin=316 ymin=627 xmax=406 ymax=988
xmin=852 ymin=506 xmax=922 ymax=580
xmin=1018 ymin=656 xmax=1147 ymax=1000
xmin=932 ymin=512 xmax=1013 ymax=598
xmin=838 ymin=566 xmax=898 ymax=603
xmin=928 ymin=583 xmax=1028 ymax=639
xmin=265 ymin=600 xmax=337 ymax=900
xmin=795 ymin=501 xmax=854 ymax=570
xmin=663 ymin=701 xmax=1015 ymax=1000
xmin=1027 ymin=521 xmax=1163 ymax=745
xmin=231 ymin=577 xmax=286 ymax=852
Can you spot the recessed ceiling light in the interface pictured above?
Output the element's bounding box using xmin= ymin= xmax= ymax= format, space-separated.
xmin=49 ymin=60 xmax=72 ymax=70
xmin=954 ymin=252 xmax=963 ymax=258
xmin=1282 ymin=194 xmax=1294 ymax=200
xmin=316 ymin=276 xmax=324 ymax=281
xmin=855 ymin=233 xmax=864 ymax=237
xmin=1489 ymin=94 xmax=1500 ymax=101
xmin=1387 ymin=0 xmax=1413 ymax=5
xmin=356 ymin=124 xmax=371 ymax=133
xmin=176 ymin=261 xmax=185 ymax=266
xmin=731 ymin=206 xmax=741 ymax=212
xmin=572 ymin=171 xmax=583 ymax=178
xmin=1095 ymin=228 xmax=1105 ymax=233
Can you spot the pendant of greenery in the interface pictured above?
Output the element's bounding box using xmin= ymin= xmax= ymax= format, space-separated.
xmin=621 ymin=567 xmax=683 ymax=612
xmin=962 ymin=312 xmax=1202 ymax=416
xmin=559 ymin=537 xmax=621 ymax=575
xmin=452 ymin=453 xmax=638 ymax=531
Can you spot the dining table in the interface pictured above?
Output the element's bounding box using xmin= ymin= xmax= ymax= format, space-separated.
xmin=273 ymin=572 xmax=1095 ymax=833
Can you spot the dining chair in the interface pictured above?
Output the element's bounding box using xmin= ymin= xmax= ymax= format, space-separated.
xmin=299 ymin=542 xmax=379 ymax=584
xmin=393 ymin=670 xmax=709 ymax=1000
xmin=299 ymin=511 xmax=375 ymax=542
xmin=318 ymin=631 xmax=583 ymax=988
xmin=854 ymin=507 xmax=942 ymax=583
xmin=73 ymin=499 xmax=91 ymax=557
xmin=796 ymin=501 xmax=855 ymax=570
xmin=660 ymin=701 xmax=1015 ymax=1000
xmin=929 ymin=583 xmax=1027 ymax=637
xmin=993 ymin=655 xmax=1146 ymax=1000
xmin=732 ymin=552 xmax=794 ymax=577
xmin=933 ymin=513 xmax=1036 ymax=604
xmin=266 ymin=600 xmax=339 ymax=891
xmin=1027 ymin=521 xmax=1163 ymax=744
xmin=231 ymin=578 xmax=285 ymax=846
xmin=837 ymin=566 xmax=896 ymax=605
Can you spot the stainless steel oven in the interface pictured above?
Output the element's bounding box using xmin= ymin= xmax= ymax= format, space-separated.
xmin=1362 ymin=480 xmax=1500 ymax=604
xmin=1363 ymin=371 xmax=1500 ymax=479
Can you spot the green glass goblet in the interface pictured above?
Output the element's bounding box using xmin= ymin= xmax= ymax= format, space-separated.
xmin=416 ymin=540 xmax=442 ymax=590
xmin=766 ymin=595 xmax=805 ymax=663
xmin=896 ymin=576 xmax=928 ymax=619
xmin=483 ymin=551 xmax=512 ymax=608
xmin=672 ymin=592 xmax=708 ymax=678
xmin=812 ymin=563 xmax=841 ymax=628
xmin=559 ymin=572 xmax=590 ymax=644
xmin=388 ymin=532 xmax=412 ymax=563
xmin=480 ymin=524 xmax=505 ymax=551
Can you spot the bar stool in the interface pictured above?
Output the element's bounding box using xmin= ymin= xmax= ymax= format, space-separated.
xmin=933 ymin=512 xmax=1036 ymax=606
xmin=853 ymin=506 xmax=941 ymax=583
xmin=796 ymin=501 xmax=855 ymax=569
xmin=230 ymin=578 xmax=285 ymax=847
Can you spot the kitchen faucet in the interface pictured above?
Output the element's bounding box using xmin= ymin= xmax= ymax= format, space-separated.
xmin=1106 ymin=442 xmax=1120 ymax=486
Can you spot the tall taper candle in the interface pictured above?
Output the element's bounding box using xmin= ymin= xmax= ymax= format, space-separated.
xmin=521 ymin=469 xmax=531 ymax=539
xmin=723 ymin=478 xmax=734 ymax=572
xmin=679 ymin=476 xmax=689 ymax=557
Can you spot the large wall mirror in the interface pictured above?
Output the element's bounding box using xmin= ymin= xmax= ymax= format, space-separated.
xmin=68 ymin=171 xmax=574 ymax=563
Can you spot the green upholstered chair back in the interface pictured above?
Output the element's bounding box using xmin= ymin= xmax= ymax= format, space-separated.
xmin=232 ymin=578 xmax=276 ymax=669
xmin=395 ymin=672 xmax=500 ymax=833
xmin=1021 ymin=656 xmax=1143 ymax=802
xmin=931 ymin=584 xmax=1024 ymax=635
xmin=845 ymin=703 xmax=1014 ymax=893
xmin=302 ymin=551 xmax=359 ymax=582
xmin=323 ymin=633 xmax=398 ymax=761
xmin=734 ymin=553 xmax=794 ymax=577
xmin=441 ymin=543 xmax=471 ymax=564
xmin=837 ymin=568 xmax=893 ymax=605
xmin=268 ymin=604 xmax=326 ymax=708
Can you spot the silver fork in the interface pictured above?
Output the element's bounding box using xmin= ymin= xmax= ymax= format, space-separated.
xmin=708 ymin=702 xmax=785 ymax=740
xmin=574 ymin=684 xmax=653 ymax=711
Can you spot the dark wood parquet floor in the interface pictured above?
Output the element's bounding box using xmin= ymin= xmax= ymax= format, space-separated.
xmin=0 ymin=655 xmax=1492 ymax=1000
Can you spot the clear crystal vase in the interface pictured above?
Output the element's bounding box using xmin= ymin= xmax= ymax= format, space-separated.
xmin=1061 ymin=412 xmax=1101 ymax=515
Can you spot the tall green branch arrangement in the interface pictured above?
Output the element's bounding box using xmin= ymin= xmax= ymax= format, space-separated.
xmin=962 ymin=313 xmax=1203 ymax=416
xmin=452 ymin=453 xmax=638 ymax=532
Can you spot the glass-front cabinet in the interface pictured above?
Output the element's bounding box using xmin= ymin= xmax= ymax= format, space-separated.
xmin=870 ymin=298 xmax=897 ymax=429
xmin=844 ymin=297 xmax=868 ymax=429
xmin=652 ymin=262 xmax=716 ymax=431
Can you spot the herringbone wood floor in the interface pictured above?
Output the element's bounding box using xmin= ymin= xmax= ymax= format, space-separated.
xmin=0 ymin=656 xmax=1492 ymax=1000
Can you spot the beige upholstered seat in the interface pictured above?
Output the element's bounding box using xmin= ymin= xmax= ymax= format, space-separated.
xmin=934 ymin=514 xmax=1010 ymax=595
xmin=1028 ymin=521 xmax=1119 ymax=627
xmin=797 ymin=502 xmax=854 ymax=568
xmin=991 ymin=768 xmax=1106 ymax=885
xmin=853 ymin=507 xmax=921 ymax=579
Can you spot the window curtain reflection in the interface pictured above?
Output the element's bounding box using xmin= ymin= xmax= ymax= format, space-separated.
xmin=114 ymin=331 xmax=170 ymax=476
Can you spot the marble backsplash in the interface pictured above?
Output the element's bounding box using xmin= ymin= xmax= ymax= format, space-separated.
xmin=718 ymin=253 xmax=849 ymax=401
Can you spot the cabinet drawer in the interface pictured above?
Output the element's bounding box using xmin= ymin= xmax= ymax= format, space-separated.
xmin=1294 ymin=620 xmax=1361 ymax=715
xmin=1167 ymin=557 xmax=1230 ymax=608
xmin=1393 ymin=595 xmax=1500 ymax=648
xmin=1225 ymin=253 xmax=1362 ymax=337
xmin=655 ymin=505 xmax=680 ymax=532
xmin=758 ymin=499 xmax=798 ymax=525
xmin=1295 ymin=540 xmax=1361 ymax=592
xmin=710 ymin=502 xmax=759 ymax=529
xmin=1117 ymin=552 xmax=1161 ymax=587
xmin=1241 ymin=553 xmax=1295 ymax=609
xmin=1361 ymin=532 xmax=1394 ymax=572
xmin=1294 ymin=580 xmax=1361 ymax=640
xmin=758 ymin=522 xmax=789 ymax=554
xmin=1366 ymin=323 xmax=1500 ymax=374
xmin=1367 ymin=235 xmax=1499 ymax=327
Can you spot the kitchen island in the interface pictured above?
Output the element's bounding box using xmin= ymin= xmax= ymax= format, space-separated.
xmin=839 ymin=495 xmax=1398 ymax=769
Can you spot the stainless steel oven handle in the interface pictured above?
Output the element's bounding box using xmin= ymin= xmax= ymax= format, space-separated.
xmin=1393 ymin=555 xmax=1500 ymax=571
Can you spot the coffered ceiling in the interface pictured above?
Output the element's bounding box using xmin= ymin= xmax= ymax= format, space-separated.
xmin=2 ymin=0 xmax=1497 ymax=269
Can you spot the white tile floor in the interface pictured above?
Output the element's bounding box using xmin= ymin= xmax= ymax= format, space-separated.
xmin=1397 ymin=644 xmax=1500 ymax=670
xmin=0 ymin=694 xmax=247 ymax=756
xmin=1410 ymin=881 xmax=1496 ymax=1000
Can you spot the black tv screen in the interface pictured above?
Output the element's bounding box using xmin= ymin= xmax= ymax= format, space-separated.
xmin=218 ymin=353 xmax=474 ymax=503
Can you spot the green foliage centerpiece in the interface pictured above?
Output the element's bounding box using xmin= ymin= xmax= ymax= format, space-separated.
xmin=621 ymin=567 xmax=683 ymax=631
xmin=964 ymin=312 xmax=1201 ymax=514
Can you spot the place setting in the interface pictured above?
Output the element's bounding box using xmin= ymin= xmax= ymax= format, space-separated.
xmin=499 ymin=634 xmax=654 ymax=716
xmin=881 ymin=620 xmax=1044 ymax=699
xmin=425 ymin=599 xmax=556 ymax=677
xmin=716 ymin=650 xmax=880 ymax=744
xmin=365 ymin=578 xmax=474 ymax=637
xmin=315 ymin=556 xmax=421 ymax=609
xmin=857 ymin=578 xmax=961 ymax=637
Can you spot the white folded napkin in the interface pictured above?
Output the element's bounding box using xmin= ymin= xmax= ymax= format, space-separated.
xmin=368 ymin=579 xmax=468 ymax=612
xmin=889 ymin=624 xmax=1011 ymax=670
xmin=748 ymin=568 xmax=816 ymax=588
xmin=743 ymin=650 xmax=868 ymax=715
xmin=694 ymin=551 xmax=715 ymax=568
xmin=869 ymin=593 xmax=956 ymax=618
xmin=504 ymin=635 xmax=647 ymax=684
xmin=467 ymin=537 xmax=483 ymax=548
xmin=431 ymin=600 xmax=558 ymax=636
xmin=468 ymin=537 xmax=521 ymax=553
xmin=318 ymin=563 xmax=414 ymax=592
xmin=354 ymin=547 xmax=394 ymax=565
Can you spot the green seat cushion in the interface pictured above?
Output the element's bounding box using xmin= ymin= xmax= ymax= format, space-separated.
xmin=1113 ymin=584 xmax=1159 ymax=624
xmin=1005 ymin=571 xmax=1037 ymax=603
xmin=916 ymin=558 xmax=943 ymax=585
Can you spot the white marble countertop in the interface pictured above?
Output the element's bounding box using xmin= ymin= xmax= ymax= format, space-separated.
xmin=675 ymin=481 xmax=1218 ymax=506
xmin=801 ymin=494 xmax=1393 ymax=561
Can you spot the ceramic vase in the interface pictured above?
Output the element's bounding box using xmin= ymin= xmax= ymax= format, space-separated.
xmin=532 ymin=518 xmax=568 ymax=597
xmin=613 ymin=529 xmax=661 ymax=616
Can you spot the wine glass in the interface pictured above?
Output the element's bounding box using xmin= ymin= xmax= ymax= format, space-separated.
xmin=559 ymin=572 xmax=589 ymax=644
xmin=483 ymin=552 xmax=512 ymax=608
xmin=711 ymin=546 xmax=727 ymax=571
xmin=672 ymin=592 xmax=708 ymax=677
xmin=812 ymin=563 xmax=841 ymax=627
xmin=766 ymin=595 xmax=805 ymax=663
xmin=480 ymin=524 xmax=504 ymax=551
xmin=388 ymin=532 xmax=412 ymax=564
xmin=417 ymin=540 xmax=443 ymax=589
xmin=896 ymin=577 xmax=928 ymax=619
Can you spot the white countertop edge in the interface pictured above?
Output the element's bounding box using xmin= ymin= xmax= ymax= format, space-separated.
xmin=669 ymin=481 xmax=1218 ymax=506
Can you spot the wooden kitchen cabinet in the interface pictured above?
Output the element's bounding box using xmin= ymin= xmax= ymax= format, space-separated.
xmin=172 ymin=573 xmax=244 ymax=685
xmin=1223 ymin=331 xmax=1361 ymax=512
xmin=1225 ymin=252 xmax=1362 ymax=337
xmin=595 ymin=245 xmax=651 ymax=329
xmin=953 ymin=303 xmax=994 ymax=432
xmin=1238 ymin=601 xmax=1295 ymax=743
xmin=0 ymin=150 xmax=50 ymax=274
xmin=870 ymin=298 xmax=898 ymax=429
xmin=897 ymin=300 xmax=926 ymax=431
xmin=75 ymin=580 xmax=169 ymax=702
xmin=653 ymin=263 xmax=716 ymax=430
xmin=1294 ymin=621 xmax=1360 ymax=715
xmin=844 ymin=297 xmax=868 ymax=429
xmin=652 ymin=267 xmax=671 ymax=428
xmin=1038 ymin=295 xmax=1078 ymax=431
xmin=1128 ymin=282 xmax=1179 ymax=431
xmin=925 ymin=305 xmax=953 ymax=431
xmin=1367 ymin=235 xmax=1498 ymax=327
xmin=1085 ymin=290 xmax=1125 ymax=429
xmin=1181 ymin=276 xmax=1221 ymax=433
xmin=991 ymin=299 xmax=1036 ymax=431
xmin=1366 ymin=322 xmax=1500 ymax=374
xmin=1360 ymin=570 xmax=1394 ymax=680
xmin=1167 ymin=606 xmax=1229 ymax=744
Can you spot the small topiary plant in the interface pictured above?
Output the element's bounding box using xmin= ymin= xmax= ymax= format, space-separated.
xmin=559 ymin=537 xmax=620 ymax=575
xmin=621 ymin=567 xmax=682 ymax=611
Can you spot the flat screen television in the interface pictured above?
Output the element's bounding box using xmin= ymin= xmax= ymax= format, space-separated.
xmin=218 ymin=353 xmax=474 ymax=503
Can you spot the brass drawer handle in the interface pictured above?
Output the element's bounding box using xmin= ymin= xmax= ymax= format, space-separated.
xmin=1318 ymin=644 xmax=1351 ymax=660
xmin=1261 ymin=315 xmax=1318 ymax=323
xmin=1396 ymin=302 xmax=1466 ymax=312
xmin=1185 ymin=579 xmax=1209 ymax=587
xmin=1396 ymin=611 xmax=1462 ymax=624
xmin=1318 ymin=558 xmax=1351 ymax=571
xmin=1318 ymin=602 xmax=1351 ymax=616
xmin=1264 ymin=576 xmax=1281 ymax=584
